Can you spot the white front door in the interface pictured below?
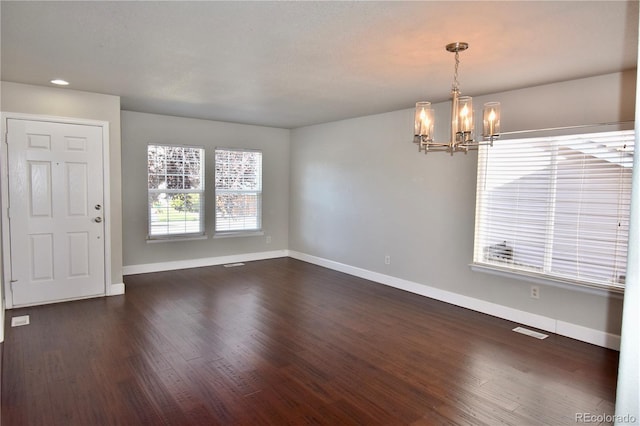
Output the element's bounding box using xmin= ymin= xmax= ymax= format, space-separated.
xmin=7 ymin=118 xmax=105 ymax=306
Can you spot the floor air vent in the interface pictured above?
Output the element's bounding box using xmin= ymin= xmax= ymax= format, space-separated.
xmin=512 ymin=326 xmax=548 ymax=340
xmin=11 ymin=315 xmax=30 ymax=327
xmin=223 ymin=263 xmax=245 ymax=268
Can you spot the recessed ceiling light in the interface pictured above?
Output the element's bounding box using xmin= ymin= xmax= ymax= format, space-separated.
xmin=50 ymin=79 xmax=69 ymax=86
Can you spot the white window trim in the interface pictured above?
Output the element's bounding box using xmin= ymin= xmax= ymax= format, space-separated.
xmin=147 ymin=144 xmax=205 ymax=240
xmin=469 ymin=263 xmax=624 ymax=299
xmin=146 ymin=234 xmax=209 ymax=243
xmin=214 ymin=147 xmax=263 ymax=236
xmin=213 ymin=231 xmax=264 ymax=239
xmin=472 ymin=129 xmax=634 ymax=292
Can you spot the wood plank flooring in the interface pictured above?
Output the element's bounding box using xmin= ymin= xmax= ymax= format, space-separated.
xmin=2 ymin=258 xmax=619 ymax=425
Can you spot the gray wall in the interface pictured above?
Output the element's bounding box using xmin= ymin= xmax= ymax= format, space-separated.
xmin=121 ymin=111 xmax=290 ymax=267
xmin=0 ymin=81 xmax=124 ymax=286
xmin=289 ymin=70 xmax=636 ymax=335
xmin=2 ymin=72 xmax=634 ymax=336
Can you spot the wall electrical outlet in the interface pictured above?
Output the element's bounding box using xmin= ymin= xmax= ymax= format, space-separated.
xmin=266 ymin=235 xmax=272 ymax=244
xmin=384 ymin=255 xmax=391 ymax=265
xmin=530 ymin=285 xmax=540 ymax=299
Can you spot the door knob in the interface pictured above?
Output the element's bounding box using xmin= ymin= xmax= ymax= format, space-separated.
xmin=94 ymin=217 xmax=103 ymax=223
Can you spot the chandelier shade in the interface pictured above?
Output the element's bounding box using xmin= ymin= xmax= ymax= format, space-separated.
xmin=413 ymin=42 xmax=501 ymax=154
xmin=414 ymin=102 xmax=434 ymax=139
xmin=483 ymin=102 xmax=501 ymax=137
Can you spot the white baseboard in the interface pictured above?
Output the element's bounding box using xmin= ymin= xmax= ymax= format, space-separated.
xmin=108 ymin=283 xmax=125 ymax=296
xmin=288 ymin=251 xmax=621 ymax=351
xmin=123 ymin=249 xmax=290 ymax=275
xmin=0 ymin=297 xmax=4 ymax=343
xmin=556 ymin=321 xmax=621 ymax=350
xmin=122 ymin=249 xmax=620 ymax=350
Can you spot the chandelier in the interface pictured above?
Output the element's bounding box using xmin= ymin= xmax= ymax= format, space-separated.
xmin=414 ymin=42 xmax=501 ymax=154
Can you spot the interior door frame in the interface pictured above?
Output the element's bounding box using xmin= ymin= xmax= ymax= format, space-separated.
xmin=1 ymin=112 xmax=112 ymax=309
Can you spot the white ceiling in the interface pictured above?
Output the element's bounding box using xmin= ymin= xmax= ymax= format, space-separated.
xmin=1 ymin=1 xmax=638 ymax=129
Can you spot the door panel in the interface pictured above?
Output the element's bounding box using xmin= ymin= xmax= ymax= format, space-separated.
xmin=8 ymin=119 xmax=105 ymax=306
xmin=66 ymin=162 xmax=88 ymax=216
xmin=29 ymin=233 xmax=54 ymax=280
xmin=29 ymin=161 xmax=53 ymax=216
xmin=68 ymin=232 xmax=90 ymax=277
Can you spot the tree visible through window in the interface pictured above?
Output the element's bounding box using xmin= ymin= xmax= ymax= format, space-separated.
xmin=215 ymin=148 xmax=262 ymax=233
xmin=148 ymin=144 xmax=204 ymax=238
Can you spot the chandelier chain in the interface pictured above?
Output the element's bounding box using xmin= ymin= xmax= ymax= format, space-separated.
xmin=452 ymin=50 xmax=460 ymax=92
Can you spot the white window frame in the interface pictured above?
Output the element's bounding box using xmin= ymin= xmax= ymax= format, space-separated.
xmin=214 ymin=148 xmax=263 ymax=237
xmin=472 ymin=130 xmax=634 ymax=293
xmin=147 ymin=144 xmax=205 ymax=240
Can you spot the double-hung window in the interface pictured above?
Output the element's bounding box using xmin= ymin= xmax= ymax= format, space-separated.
xmin=214 ymin=148 xmax=263 ymax=235
xmin=473 ymin=130 xmax=634 ymax=291
xmin=147 ymin=144 xmax=205 ymax=238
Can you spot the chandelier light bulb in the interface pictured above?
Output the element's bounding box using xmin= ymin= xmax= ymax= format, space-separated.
xmin=413 ymin=42 xmax=501 ymax=154
xmin=483 ymin=102 xmax=501 ymax=138
xmin=457 ymin=96 xmax=473 ymax=137
xmin=414 ymin=101 xmax=434 ymax=140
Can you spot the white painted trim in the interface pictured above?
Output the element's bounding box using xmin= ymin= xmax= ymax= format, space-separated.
xmin=146 ymin=234 xmax=208 ymax=243
xmin=470 ymin=263 xmax=625 ymax=299
xmin=213 ymin=231 xmax=265 ymax=239
xmin=0 ymin=297 xmax=4 ymax=343
xmin=121 ymin=248 xmax=620 ymax=350
xmin=1 ymin=114 xmax=12 ymax=309
xmin=0 ymin=112 xmax=113 ymax=308
xmin=108 ymin=283 xmax=125 ymax=296
xmin=100 ymin=122 xmax=114 ymax=298
xmin=5 ymin=292 xmax=107 ymax=309
xmin=123 ymin=249 xmax=289 ymax=275
xmin=288 ymin=251 xmax=621 ymax=351
xmin=556 ymin=321 xmax=621 ymax=350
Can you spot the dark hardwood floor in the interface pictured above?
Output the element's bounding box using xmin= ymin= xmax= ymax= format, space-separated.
xmin=2 ymin=258 xmax=619 ymax=425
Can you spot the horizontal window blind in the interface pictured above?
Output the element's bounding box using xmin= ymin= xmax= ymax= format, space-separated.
xmin=215 ymin=148 xmax=262 ymax=233
xmin=473 ymin=130 xmax=634 ymax=290
xmin=148 ymin=145 xmax=205 ymax=237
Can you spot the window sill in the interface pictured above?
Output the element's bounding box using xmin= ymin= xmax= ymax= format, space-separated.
xmin=469 ymin=262 xmax=625 ymax=299
xmin=147 ymin=234 xmax=208 ymax=243
xmin=213 ymin=230 xmax=264 ymax=239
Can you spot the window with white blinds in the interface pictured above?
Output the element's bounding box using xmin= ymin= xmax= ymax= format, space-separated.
xmin=214 ymin=148 xmax=262 ymax=234
xmin=473 ymin=130 xmax=634 ymax=290
xmin=148 ymin=144 xmax=205 ymax=238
